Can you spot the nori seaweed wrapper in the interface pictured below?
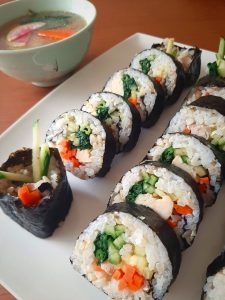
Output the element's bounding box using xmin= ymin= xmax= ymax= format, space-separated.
xmin=142 ymin=77 xmax=165 ymax=128
xmin=197 ymin=75 xmax=225 ymax=87
xmin=96 ymin=123 xmax=116 ymax=177
xmin=201 ymin=251 xmax=225 ymax=299
xmin=0 ymin=148 xmax=73 ymax=238
xmin=152 ymin=43 xmax=201 ymax=87
xmin=105 ymin=202 xmax=181 ymax=282
xmin=191 ymin=95 xmax=225 ymax=117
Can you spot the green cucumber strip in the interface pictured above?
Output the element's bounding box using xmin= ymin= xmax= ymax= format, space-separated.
xmin=0 ymin=171 xmax=32 ymax=182
xmin=149 ymin=174 xmax=158 ymax=186
xmin=166 ymin=38 xmax=175 ymax=55
xmin=108 ymin=252 xmax=121 ymax=265
xmin=218 ymin=59 xmax=225 ymax=77
xmin=40 ymin=143 xmax=51 ymax=177
xmin=113 ymin=236 xmax=125 ymax=250
xmin=181 ymin=155 xmax=189 ymax=164
xmin=217 ymin=37 xmax=225 ymax=59
xmin=32 ymin=120 xmax=41 ymax=182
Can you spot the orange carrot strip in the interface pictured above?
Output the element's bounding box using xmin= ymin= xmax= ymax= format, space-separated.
xmin=132 ymin=272 xmax=145 ymax=289
xmin=199 ymin=177 xmax=210 ymax=184
xmin=113 ymin=269 xmax=124 ymax=280
xmin=18 ymin=185 xmax=42 ymax=207
xmin=198 ymin=183 xmax=207 ymax=193
xmin=118 ymin=277 xmax=127 ymax=290
xmin=167 ymin=217 xmax=178 ymax=228
xmin=124 ymin=265 xmax=137 ymax=283
xmin=182 ymin=128 xmax=191 ymax=134
xmin=173 ymin=204 xmax=193 ymax=215
xmin=128 ymin=97 xmax=138 ymax=106
xmin=37 ymin=29 xmax=75 ymax=41
xmin=155 ymin=76 xmax=162 ymax=83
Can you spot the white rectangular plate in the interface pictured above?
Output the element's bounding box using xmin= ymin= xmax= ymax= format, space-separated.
xmin=1 ymin=33 xmax=225 ymax=300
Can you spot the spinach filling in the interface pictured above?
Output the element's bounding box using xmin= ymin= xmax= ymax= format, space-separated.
xmin=160 ymin=146 xmax=175 ymax=164
xmin=75 ymin=126 xmax=92 ymax=150
xmin=122 ymin=74 xmax=138 ymax=100
xmin=139 ymin=55 xmax=156 ymax=74
xmin=96 ymin=100 xmax=110 ymax=121
xmin=126 ymin=174 xmax=158 ymax=203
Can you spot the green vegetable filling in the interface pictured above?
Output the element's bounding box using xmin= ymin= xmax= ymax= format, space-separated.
xmin=207 ymin=37 xmax=225 ymax=77
xmin=96 ymin=100 xmax=110 ymax=121
xmin=74 ymin=126 xmax=92 ymax=150
xmin=122 ymin=74 xmax=138 ymax=100
xmin=94 ymin=233 xmax=109 ymax=264
xmin=93 ymin=225 xmax=126 ymax=265
xmin=126 ymin=173 xmax=159 ymax=203
xmin=139 ymin=54 xmax=156 ymax=74
xmin=160 ymin=146 xmax=175 ymax=164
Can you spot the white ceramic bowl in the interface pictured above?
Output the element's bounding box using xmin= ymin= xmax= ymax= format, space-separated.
xmin=0 ymin=0 xmax=96 ymax=86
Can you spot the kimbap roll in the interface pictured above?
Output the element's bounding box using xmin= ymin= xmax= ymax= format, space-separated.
xmin=184 ymin=76 xmax=225 ymax=106
xmin=103 ymin=68 xmax=165 ymax=127
xmin=152 ymin=38 xmax=201 ymax=86
xmin=46 ymin=110 xmax=116 ymax=179
xmin=202 ymin=251 xmax=225 ymax=300
xmin=71 ymin=202 xmax=181 ymax=300
xmin=109 ymin=161 xmax=203 ymax=249
xmin=146 ymin=133 xmax=223 ymax=206
xmin=0 ymin=146 xmax=72 ymax=238
xmin=166 ymin=105 xmax=225 ymax=154
xmin=130 ymin=48 xmax=185 ymax=104
xmin=81 ymin=92 xmax=141 ymax=153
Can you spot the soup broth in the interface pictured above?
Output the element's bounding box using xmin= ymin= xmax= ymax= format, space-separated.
xmin=0 ymin=10 xmax=86 ymax=50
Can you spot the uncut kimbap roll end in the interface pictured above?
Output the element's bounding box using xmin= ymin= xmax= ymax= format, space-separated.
xmin=46 ymin=110 xmax=116 ymax=180
xmin=0 ymin=146 xmax=72 ymax=238
xmin=71 ymin=202 xmax=181 ymax=300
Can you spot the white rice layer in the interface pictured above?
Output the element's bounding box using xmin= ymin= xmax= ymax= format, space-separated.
xmin=110 ymin=164 xmax=200 ymax=245
xmin=46 ymin=110 xmax=106 ymax=179
xmin=147 ymin=133 xmax=221 ymax=193
xmin=71 ymin=211 xmax=173 ymax=300
xmin=203 ymin=267 xmax=225 ymax=300
xmin=166 ymin=106 xmax=225 ymax=143
xmin=131 ymin=49 xmax=177 ymax=95
xmin=185 ymin=86 xmax=225 ymax=105
xmin=103 ymin=68 xmax=157 ymax=122
xmin=82 ymin=92 xmax=132 ymax=152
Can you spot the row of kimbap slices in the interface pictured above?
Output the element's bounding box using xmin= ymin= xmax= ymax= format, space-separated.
xmin=0 ymin=121 xmax=73 ymax=238
xmin=45 ymin=38 xmax=202 ymax=180
xmin=70 ymin=38 xmax=225 ymax=299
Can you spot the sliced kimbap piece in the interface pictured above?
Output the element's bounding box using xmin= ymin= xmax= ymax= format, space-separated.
xmin=81 ymin=92 xmax=141 ymax=153
xmin=166 ymin=105 xmax=225 ymax=154
xmin=103 ymin=68 xmax=165 ymax=127
xmin=152 ymin=38 xmax=201 ymax=86
xmin=70 ymin=202 xmax=181 ymax=300
xmin=0 ymin=146 xmax=72 ymax=238
xmin=184 ymin=77 xmax=225 ymax=105
xmin=147 ymin=133 xmax=223 ymax=207
xmin=46 ymin=110 xmax=116 ymax=180
xmin=202 ymin=251 xmax=225 ymax=300
xmin=109 ymin=161 xmax=203 ymax=249
xmin=130 ymin=48 xmax=185 ymax=104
